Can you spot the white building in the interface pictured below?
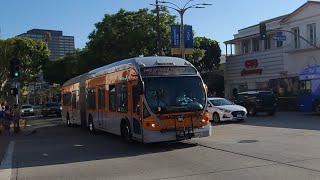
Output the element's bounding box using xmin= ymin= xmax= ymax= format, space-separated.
xmin=224 ymin=1 xmax=320 ymax=99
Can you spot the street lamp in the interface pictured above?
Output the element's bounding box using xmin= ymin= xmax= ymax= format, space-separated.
xmin=151 ymin=0 xmax=212 ymax=59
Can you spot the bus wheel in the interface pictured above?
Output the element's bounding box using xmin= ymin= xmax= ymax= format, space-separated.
xmin=121 ymin=120 xmax=132 ymax=142
xmin=67 ymin=113 xmax=71 ymax=127
xmin=89 ymin=116 xmax=95 ymax=134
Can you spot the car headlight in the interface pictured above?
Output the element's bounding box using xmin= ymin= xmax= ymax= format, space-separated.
xmin=60 ymin=107 xmax=62 ymax=110
xmin=30 ymin=109 xmax=34 ymax=112
xmin=219 ymin=109 xmax=231 ymax=113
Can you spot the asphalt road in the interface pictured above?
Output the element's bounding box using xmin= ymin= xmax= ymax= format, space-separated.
xmin=2 ymin=112 xmax=320 ymax=180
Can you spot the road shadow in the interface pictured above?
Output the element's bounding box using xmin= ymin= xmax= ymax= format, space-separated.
xmin=239 ymin=111 xmax=320 ymax=131
xmin=9 ymin=125 xmax=197 ymax=169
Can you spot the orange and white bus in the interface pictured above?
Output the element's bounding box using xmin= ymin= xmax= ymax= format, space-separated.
xmin=61 ymin=56 xmax=211 ymax=143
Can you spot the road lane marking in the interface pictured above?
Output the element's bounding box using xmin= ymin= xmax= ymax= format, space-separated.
xmin=0 ymin=141 xmax=15 ymax=180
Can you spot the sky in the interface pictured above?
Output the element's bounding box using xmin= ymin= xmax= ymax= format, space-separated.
xmin=0 ymin=0 xmax=308 ymax=54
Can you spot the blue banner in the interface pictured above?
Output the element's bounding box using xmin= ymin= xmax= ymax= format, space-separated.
xmin=184 ymin=25 xmax=193 ymax=48
xmin=171 ymin=25 xmax=180 ymax=48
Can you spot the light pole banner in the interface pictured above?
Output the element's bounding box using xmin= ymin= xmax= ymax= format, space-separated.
xmin=171 ymin=25 xmax=180 ymax=48
xmin=184 ymin=25 xmax=193 ymax=48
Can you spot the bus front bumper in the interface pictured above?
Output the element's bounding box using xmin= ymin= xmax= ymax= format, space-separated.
xmin=142 ymin=125 xmax=211 ymax=143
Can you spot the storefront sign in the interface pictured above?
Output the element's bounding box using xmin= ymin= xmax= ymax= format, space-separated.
xmin=245 ymin=59 xmax=258 ymax=68
xmin=242 ymin=59 xmax=262 ymax=76
xmin=241 ymin=69 xmax=262 ymax=76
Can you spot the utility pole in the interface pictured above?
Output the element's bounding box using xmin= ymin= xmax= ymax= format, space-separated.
xmin=156 ymin=0 xmax=162 ymax=55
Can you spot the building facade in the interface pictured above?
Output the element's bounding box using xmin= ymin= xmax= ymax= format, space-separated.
xmin=224 ymin=1 xmax=320 ymax=99
xmin=18 ymin=29 xmax=75 ymax=60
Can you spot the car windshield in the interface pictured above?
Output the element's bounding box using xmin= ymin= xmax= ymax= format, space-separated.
xmin=21 ymin=105 xmax=32 ymax=109
xmin=46 ymin=103 xmax=58 ymax=107
xmin=143 ymin=76 xmax=206 ymax=114
xmin=210 ymin=99 xmax=233 ymax=106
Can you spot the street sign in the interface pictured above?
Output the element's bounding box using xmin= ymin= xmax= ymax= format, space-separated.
xmin=274 ymin=35 xmax=286 ymax=41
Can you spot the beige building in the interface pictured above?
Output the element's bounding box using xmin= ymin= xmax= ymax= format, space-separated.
xmin=224 ymin=1 xmax=320 ymax=99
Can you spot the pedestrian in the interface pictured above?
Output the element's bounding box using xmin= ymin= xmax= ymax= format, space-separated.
xmin=3 ymin=105 xmax=13 ymax=132
xmin=12 ymin=104 xmax=20 ymax=133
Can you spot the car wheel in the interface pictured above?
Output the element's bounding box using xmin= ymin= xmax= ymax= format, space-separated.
xmin=212 ymin=113 xmax=220 ymax=123
xmin=247 ymin=106 xmax=256 ymax=116
xmin=121 ymin=120 xmax=132 ymax=142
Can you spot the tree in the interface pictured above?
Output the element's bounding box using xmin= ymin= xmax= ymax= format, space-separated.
xmin=188 ymin=37 xmax=221 ymax=73
xmin=0 ymin=37 xmax=50 ymax=86
xmin=87 ymin=8 xmax=176 ymax=68
xmin=43 ymin=8 xmax=177 ymax=85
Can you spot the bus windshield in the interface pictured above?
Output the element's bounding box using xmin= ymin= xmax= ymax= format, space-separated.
xmin=299 ymin=80 xmax=312 ymax=95
xmin=144 ymin=76 xmax=206 ymax=114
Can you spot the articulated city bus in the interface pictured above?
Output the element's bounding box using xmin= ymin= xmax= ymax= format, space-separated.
xmin=61 ymin=56 xmax=210 ymax=143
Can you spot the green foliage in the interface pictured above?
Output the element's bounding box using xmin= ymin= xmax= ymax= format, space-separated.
xmin=188 ymin=37 xmax=221 ymax=72
xmin=0 ymin=37 xmax=50 ymax=85
xmin=44 ymin=8 xmax=176 ymax=84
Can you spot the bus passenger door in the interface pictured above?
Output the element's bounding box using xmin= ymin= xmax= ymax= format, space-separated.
xmin=71 ymin=92 xmax=77 ymax=124
xmin=131 ymin=82 xmax=143 ymax=140
xmin=98 ymin=86 xmax=106 ymax=129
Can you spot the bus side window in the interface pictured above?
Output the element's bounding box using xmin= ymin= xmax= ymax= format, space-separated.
xmin=87 ymin=88 xmax=96 ymax=110
xmin=116 ymin=83 xmax=128 ymax=112
xmin=109 ymin=85 xmax=116 ymax=112
xmin=132 ymin=85 xmax=140 ymax=115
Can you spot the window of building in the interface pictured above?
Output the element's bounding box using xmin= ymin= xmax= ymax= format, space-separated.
xmin=116 ymin=83 xmax=128 ymax=112
xmin=264 ymin=36 xmax=271 ymax=50
xmin=307 ymin=23 xmax=316 ymax=47
xmin=87 ymin=88 xmax=96 ymax=110
xmin=292 ymin=27 xmax=300 ymax=49
xmin=242 ymin=41 xmax=249 ymax=54
xmin=252 ymin=38 xmax=260 ymax=52
xmin=109 ymin=85 xmax=116 ymax=112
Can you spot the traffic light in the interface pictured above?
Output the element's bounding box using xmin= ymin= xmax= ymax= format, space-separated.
xmin=10 ymin=58 xmax=21 ymax=78
xmin=9 ymin=88 xmax=18 ymax=95
xmin=259 ymin=23 xmax=267 ymax=40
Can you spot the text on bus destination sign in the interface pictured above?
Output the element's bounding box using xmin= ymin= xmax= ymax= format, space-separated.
xmin=141 ymin=67 xmax=197 ymax=76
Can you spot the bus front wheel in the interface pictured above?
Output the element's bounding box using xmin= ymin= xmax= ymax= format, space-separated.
xmin=121 ymin=120 xmax=132 ymax=142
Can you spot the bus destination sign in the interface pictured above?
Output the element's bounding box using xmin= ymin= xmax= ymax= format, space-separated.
xmin=141 ymin=66 xmax=197 ymax=76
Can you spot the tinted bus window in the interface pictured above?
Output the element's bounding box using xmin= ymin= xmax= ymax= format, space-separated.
xmin=109 ymin=85 xmax=116 ymax=112
xmin=87 ymin=88 xmax=96 ymax=110
xmin=116 ymin=83 xmax=128 ymax=112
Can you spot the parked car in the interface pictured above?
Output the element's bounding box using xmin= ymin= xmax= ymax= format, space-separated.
xmin=21 ymin=104 xmax=35 ymax=116
xmin=207 ymin=97 xmax=247 ymax=123
xmin=42 ymin=102 xmax=62 ymax=117
xmin=234 ymin=91 xmax=277 ymax=116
